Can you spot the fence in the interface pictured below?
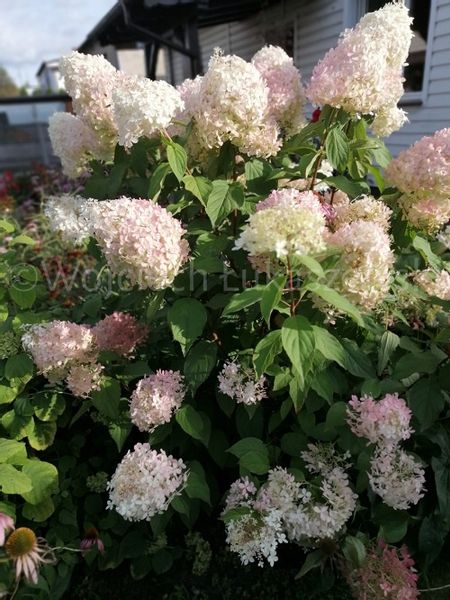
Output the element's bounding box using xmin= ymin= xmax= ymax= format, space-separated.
xmin=0 ymin=95 xmax=69 ymax=172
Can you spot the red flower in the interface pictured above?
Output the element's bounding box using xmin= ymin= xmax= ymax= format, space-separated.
xmin=311 ymin=108 xmax=322 ymax=123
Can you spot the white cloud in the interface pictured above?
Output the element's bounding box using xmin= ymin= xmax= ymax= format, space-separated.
xmin=0 ymin=0 xmax=116 ymax=86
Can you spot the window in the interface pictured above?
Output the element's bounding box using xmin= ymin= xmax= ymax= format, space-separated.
xmin=355 ymin=0 xmax=432 ymax=99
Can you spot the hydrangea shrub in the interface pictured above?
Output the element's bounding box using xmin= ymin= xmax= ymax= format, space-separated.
xmin=1 ymin=2 xmax=450 ymax=597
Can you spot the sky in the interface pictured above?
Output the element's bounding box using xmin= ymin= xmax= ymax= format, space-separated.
xmin=0 ymin=0 xmax=117 ymax=87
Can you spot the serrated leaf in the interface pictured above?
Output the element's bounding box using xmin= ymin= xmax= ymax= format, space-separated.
xmin=253 ymin=330 xmax=283 ymax=378
xmin=303 ymin=282 xmax=363 ymax=326
xmin=326 ymin=126 xmax=349 ymax=170
xmin=260 ymin=274 xmax=285 ymax=326
xmin=206 ymin=180 xmax=243 ymax=227
xmin=168 ymin=298 xmax=207 ymax=355
xmin=182 ymin=175 xmax=212 ymax=206
xmin=223 ymin=286 xmax=265 ymax=316
xmin=148 ymin=162 xmax=170 ymax=199
xmin=183 ymin=341 xmax=217 ymax=394
xmin=377 ymin=331 xmax=399 ymax=375
xmin=281 ymin=316 xmax=315 ymax=385
xmin=166 ymin=142 xmax=187 ymax=181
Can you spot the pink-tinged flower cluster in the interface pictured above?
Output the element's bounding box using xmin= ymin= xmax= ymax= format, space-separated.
xmin=218 ymin=361 xmax=267 ymax=405
xmin=21 ymin=320 xmax=105 ymax=397
xmin=347 ymin=393 xmax=413 ymax=445
xmin=369 ymin=445 xmax=425 ymax=510
xmin=81 ymin=197 xmax=189 ymax=290
xmin=414 ymin=269 xmax=450 ymax=301
xmin=346 ymin=541 xmax=419 ymax=600
xmin=332 ymin=193 xmax=392 ymax=232
xmin=65 ymin=363 xmax=104 ymax=398
xmin=191 ymin=50 xmax=281 ymax=157
xmin=251 ymin=45 xmax=306 ymax=135
xmin=235 ymin=189 xmax=327 ymax=272
xmin=92 ymin=312 xmax=148 ymax=356
xmin=21 ymin=321 xmax=95 ymax=380
xmin=385 ymin=128 xmax=450 ymax=231
xmin=0 ymin=512 xmax=14 ymax=546
xmin=326 ymin=220 xmax=394 ymax=310
xmin=130 ymin=370 xmax=185 ymax=432
xmin=60 ymin=51 xmax=120 ymax=144
xmin=48 ymin=113 xmax=109 ymax=178
xmin=112 ymin=76 xmax=183 ymax=148
xmin=306 ymin=2 xmax=412 ymax=136
xmin=107 ymin=443 xmax=187 ymax=521
xmin=223 ymin=469 xmax=300 ymax=567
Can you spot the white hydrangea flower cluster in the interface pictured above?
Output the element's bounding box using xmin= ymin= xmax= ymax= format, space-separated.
xmin=44 ymin=195 xmax=91 ymax=245
xmin=223 ymin=446 xmax=357 ymax=565
xmin=223 ymin=470 xmax=299 ymax=567
xmin=52 ymin=51 xmax=183 ymax=176
xmin=186 ymin=50 xmax=281 ymax=157
xmin=251 ymin=45 xmax=306 ymax=136
xmin=369 ymin=445 xmax=426 ymax=510
xmin=306 ymin=2 xmax=413 ymax=136
xmin=218 ymin=361 xmax=267 ymax=405
xmin=326 ymin=220 xmax=394 ymax=310
xmin=48 ymin=113 xmax=107 ymax=179
xmin=65 ymin=363 xmax=104 ymax=398
xmin=414 ymin=269 xmax=450 ymax=301
xmin=107 ymin=443 xmax=187 ymax=521
xmin=235 ymin=189 xmax=326 ymax=267
xmin=80 ymin=197 xmax=189 ymax=290
xmin=112 ymin=77 xmax=184 ymax=149
xmin=130 ymin=370 xmax=185 ymax=432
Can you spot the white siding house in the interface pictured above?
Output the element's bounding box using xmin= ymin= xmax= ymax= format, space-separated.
xmin=188 ymin=0 xmax=448 ymax=155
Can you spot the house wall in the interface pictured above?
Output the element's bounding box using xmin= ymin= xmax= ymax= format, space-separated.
xmin=387 ymin=0 xmax=450 ymax=154
xmin=191 ymin=0 xmax=448 ymax=155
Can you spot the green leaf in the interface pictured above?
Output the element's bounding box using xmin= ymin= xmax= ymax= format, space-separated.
xmin=289 ymin=375 xmax=306 ymax=412
xmin=107 ymin=163 xmax=128 ymax=197
xmin=342 ymin=536 xmax=366 ymax=568
xmin=26 ymin=419 xmax=57 ymax=450
xmin=393 ymin=351 xmax=442 ymax=380
xmin=253 ymin=330 xmax=283 ymax=378
xmin=22 ymin=497 xmax=55 ymax=522
xmin=370 ymin=141 xmax=392 ymax=168
xmin=109 ymin=423 xmax=132 ymax=452
xmin=303 ymin=282 xmax=363 ymax=326
xmin=407 ymin=378 xmax=445 ymax=431
xmin=313 ymin=327 xmax=375 ymax=378
xmin=168 ymin=298 xmax=207 ymax=355
xmin=34 ymin=393 xmax=66 ymax=422
xmin=206 ymin=180 xmax=243 ymax=227
xmin=374 ymin=504 xmax=408 ymax=543
xmin=0 ymin=385 xmax=18 ymax=405
xmin=296 ymin=549 xmax=325 ymax=579
xmin=91 ymin=378 xmax=121 ymax=420
xmin=260 ymin=274 xmax=286 ymax=326
xmin=20 ymin=460 xmax=58 ymax=505
xmin=324 ymin=175 xmax=370 ymax=198
xmin=377 ymin=331 xmax=399 ymax=375
xmin=0 ymin=439 xmax=27 ymax=463
xmin=325 ymin=126 xmax=349 ymax=170
xmin=9 ymin=286 xmax=36 ymax=309
xmin=325 ymin=401 xmax=347 ymax=430
xmin=0 ymin=219 xmax=15 ymax=233
xmin=148 ymin=162 xmax=170 ymax=200
xmin=186 ymin=461 xmax=211 ymax=504
xmin=11 ymin=234 xmax=35 ymax=246
xmin=297 ymin=255 xmax=325 ymax=278
xmin=166 ymin=141 xmax=187 ymax=181
xmin=228 ymin=437 xmax=270 ymax=474
xmin=432 ymin=458 xmax=450 ymax=517
xmin=221 ymin=505 xmax=252 ymax=523
xmin=281 ymin=432 xmax=306 ymax=457
xmin=0 ymin=464 xmax=32 ymax=494
xmin=412 ymin=236 xmax=441 ymax=269
xmin=5 ymin=353 xmax=34 ymax=383
xmin=182 ymin=175 xmax=212 ymax=206
xmin=183 ymin=341 xmax=217 ymax=394
xmin=152 ymin=549 xmax=173 ymax=574
xmin=281 ymin=316 xmax=315 ymax=385
xmin=176 ymin=406 xmax=210 ymax=444
xmin=244 ymin=159 xmax=274 ymax=195
xmin=223 ymin=286 xmax=265 ymax=316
